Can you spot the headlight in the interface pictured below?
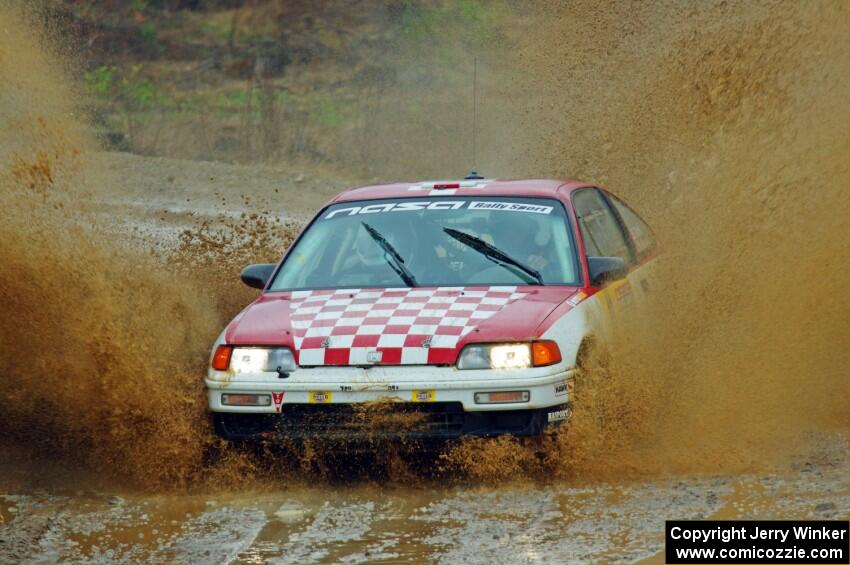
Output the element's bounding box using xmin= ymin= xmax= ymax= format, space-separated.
xmin=457 ymin=341 xmax=561 ymax=370
xmin=457 ymin=343 xmax=531 ymax=369
xmin=212 ymin=346 xmax=296 ymax=373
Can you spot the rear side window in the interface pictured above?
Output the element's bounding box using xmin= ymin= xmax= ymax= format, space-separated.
xmin=607 ymin=193 xmax=656 ymax=260
xmin=572 ymin=189 xmax=634 ymax=264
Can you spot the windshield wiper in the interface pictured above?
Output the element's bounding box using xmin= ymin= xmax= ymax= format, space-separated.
xmin=443 ymin=227 xmax=543 ymax=285
xmin=361 ymin=222 xmax=418 ymax=287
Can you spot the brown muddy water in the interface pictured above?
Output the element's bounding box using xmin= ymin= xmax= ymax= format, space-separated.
xmin=1 ymin=1 xmax=849 ymax=563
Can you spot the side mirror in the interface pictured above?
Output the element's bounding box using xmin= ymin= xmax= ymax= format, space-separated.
xmin=240 ymin=263 xmax=277 ymax=290
xmin=587 ymin=256 xmax=628 ymax=287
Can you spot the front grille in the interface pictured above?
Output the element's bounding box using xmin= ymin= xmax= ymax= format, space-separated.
xmin=276 ymin=402 xmax=466 ymax=438
xmin=214 ymin=402 xmax=563 ymax=442
xmin=215 ymin=402 xmax=466 ymax=441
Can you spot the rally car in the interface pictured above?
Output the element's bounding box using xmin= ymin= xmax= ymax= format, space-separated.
xmin=206 ymin=176 xmax=657 ymax=442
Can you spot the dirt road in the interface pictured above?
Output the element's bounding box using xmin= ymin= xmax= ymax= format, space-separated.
xmin=2 ymin=433 xmax=847 ymax=563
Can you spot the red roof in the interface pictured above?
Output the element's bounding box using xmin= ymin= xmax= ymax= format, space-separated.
xmin=329 ymin=178 xmax=594 ymax=203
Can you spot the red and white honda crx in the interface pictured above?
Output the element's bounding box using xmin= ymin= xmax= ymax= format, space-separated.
xmin=206 ymin=177 xmax=656 ymax=442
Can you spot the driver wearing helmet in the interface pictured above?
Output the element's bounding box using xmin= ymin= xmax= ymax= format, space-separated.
xmin=502 ymin=215 xmax=553 ymax=278
xmin=338 ymin=219 xmax=416 ymax=283
xmin=352 ymin=224 xmax=386 ymax=268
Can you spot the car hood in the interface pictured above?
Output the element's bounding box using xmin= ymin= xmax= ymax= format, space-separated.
xmin=225 ymin=286 xmax=579 ymax=366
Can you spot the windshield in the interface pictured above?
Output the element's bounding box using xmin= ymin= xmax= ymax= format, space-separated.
xmin=269 ymin=197 xmax=580 ymax=290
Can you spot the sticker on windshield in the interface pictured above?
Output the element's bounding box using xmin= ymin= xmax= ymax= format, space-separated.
xmin=324 ymin=200 xmax=553 ymax=219
xmin=468 ymin=201 xmax=553 ymax=214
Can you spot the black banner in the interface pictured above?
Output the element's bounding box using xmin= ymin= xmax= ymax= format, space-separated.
xmin=665 ymin=520 xmax=849 ymax=564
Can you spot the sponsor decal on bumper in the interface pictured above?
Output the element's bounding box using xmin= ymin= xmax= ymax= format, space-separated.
xmin=411 ymin=389 xmax=436 ymax=402
xmin=547 ymin=407 xmax=570 ymax=422
xmin=309 ymin=391 xmax=332 ymax=403
xmin=554 ymin=378 xmax=574 ymax=397
xmin=272 ymin=391 xmax=285 ymax=413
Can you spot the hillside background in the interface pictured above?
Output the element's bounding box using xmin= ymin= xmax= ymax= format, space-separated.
xmin=40 ymin=0 xmax=517 ymax=180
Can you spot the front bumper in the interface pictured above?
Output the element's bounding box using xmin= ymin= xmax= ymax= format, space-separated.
xmin=206 ymin=366 xmax=574 ymax=441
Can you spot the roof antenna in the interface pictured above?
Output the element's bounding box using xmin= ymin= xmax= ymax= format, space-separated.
xmin=464 ymin=57 xmax=484 ymax=180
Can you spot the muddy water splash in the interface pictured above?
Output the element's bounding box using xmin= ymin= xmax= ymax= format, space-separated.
xmin=449 ymin=0 xmax=850 ymax=480
xmin=0 ymin=7 xmax=242 ymax=489
xmin=0 ymin=6 xmax=423 ymax=489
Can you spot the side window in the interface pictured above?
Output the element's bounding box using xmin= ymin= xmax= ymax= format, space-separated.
xmin=572 ymin=189 xmax=634 ymax=264
xmin=607 ymin=194 xmax=656 ymax=259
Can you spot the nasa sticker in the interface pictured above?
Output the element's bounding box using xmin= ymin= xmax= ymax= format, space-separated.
xmin=272 ymin=391 xmax=285 ymax=413
xmin=554 ymin=381 xmax=569 ymax=396
xmin=324 ymin=200 xmax=553 ymax=219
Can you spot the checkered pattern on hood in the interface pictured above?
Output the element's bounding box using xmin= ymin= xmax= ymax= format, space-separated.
xmin=289 ymin=286 xmax=527 ymax=366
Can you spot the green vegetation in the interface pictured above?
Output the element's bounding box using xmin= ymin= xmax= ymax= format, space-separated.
xmin=140 ymin=21 xmax=159 ymax=48
xmin=398 ymin=0 xmax=509 ymax=48
xmin=86 ymin=65 xmax=168 ymax=109
xmin=316 ymin=96 xmax=342 ymax=129
xmin=73 ymin=0 xmax=514 ymax=174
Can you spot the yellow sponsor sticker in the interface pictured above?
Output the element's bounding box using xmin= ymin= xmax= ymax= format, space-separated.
xmin=309 ymin=391 xmax=332 ymax=403
xmin=411 ymin=389 xmax=436 ymax=403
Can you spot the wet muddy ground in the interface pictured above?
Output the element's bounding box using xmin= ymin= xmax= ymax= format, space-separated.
xmin=1 ymin=430 xmax=847 ymax=563
xmin=89 ymin=152 xmax=344 ymax=244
